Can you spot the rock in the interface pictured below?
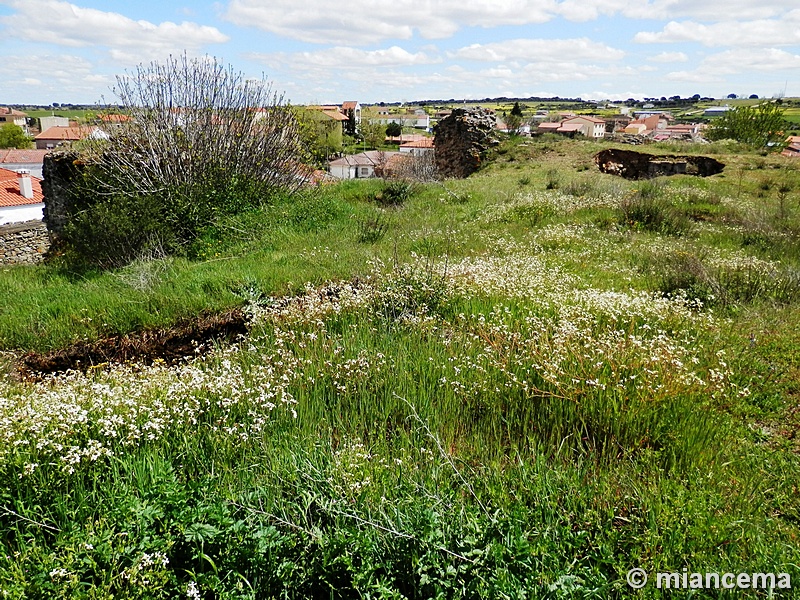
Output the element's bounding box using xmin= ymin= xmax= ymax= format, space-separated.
xmin=434 ymin=108 xmax=498 ymax=178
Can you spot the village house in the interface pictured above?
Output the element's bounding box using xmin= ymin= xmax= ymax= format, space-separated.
xmin=0 ymin=149 xmax=50 ymax=179
xmin=0 ymin=168 xmax=44 ymax=225
xmin=536 ymin=115 xmax=605 ymax=138
xmin=328 ymin=150 xmax=400 ymax=179
xmin=560 ymin=115 xmax=606 ymax=139
xmin=341 ymin=101 xmax=361 ymax=126
xmin=369 ymin=111 xmax=430 ymax=130
xmin=398 ymin=138 xmax=434 ymax=156
xmin=35 ymin=126 xmax=108 ymax=150
xmin=39 ymin=116 xmax=70 ymax=131
xmin=0 ymin=107 xmax=29 ymax=133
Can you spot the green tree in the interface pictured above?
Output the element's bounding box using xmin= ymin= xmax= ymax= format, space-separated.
xmin=706 ymin=102 xmax=787 ymax=148
xmin=510 ymin=102 xmax=523 ymax=117
xmin=344 ymin=107 xmax=357 ymax=136
xmin=385 ymin=121 xmax=402 ymax=138
xmin=0 ymin=123 xmax=31 ymax=149
xmin=360 ymin=119 xmax=386 ymax=149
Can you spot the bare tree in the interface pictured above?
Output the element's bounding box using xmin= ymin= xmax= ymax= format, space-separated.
xmin=82 ymin=54 xmax=307 ymax=238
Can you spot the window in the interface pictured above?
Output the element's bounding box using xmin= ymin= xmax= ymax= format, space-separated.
xmin=360 ymin=167 xmax=370 ymax=176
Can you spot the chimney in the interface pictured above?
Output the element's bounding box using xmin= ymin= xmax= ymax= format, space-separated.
xmin=17 ymin=170 xmax=34 ymax=199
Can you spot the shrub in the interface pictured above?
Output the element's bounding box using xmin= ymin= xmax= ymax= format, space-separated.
xmin=357 ymin=211 xmax=391 ymax=243
xmin=69 ymin=54 xmax=306 ymax=268
xmin=61 ymin=192 xmax=178 ymax=269
xmin=374 ymin=180 xmax=415 ymax=206
xmin=619 ymin=183 xmax=692 ymax=236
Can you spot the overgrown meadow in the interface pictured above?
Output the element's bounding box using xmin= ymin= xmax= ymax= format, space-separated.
xmin=1 ymin=138 xmax=799 ymax=598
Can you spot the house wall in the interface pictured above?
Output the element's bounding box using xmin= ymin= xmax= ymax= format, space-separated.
xmin=0 ymin=220 xmax=50 ymax=265
xmin=329 ymin=164 xmax=352 ymax=179
xmin=0 ymin=203 xmax=44 ymax=226
xmin=40 ymin=116 xmax=70 ymax=131
xmin=0 ymin=162 xmax=44 ymax=179
xmin=36 ymin=139 xmax=61 ymax=150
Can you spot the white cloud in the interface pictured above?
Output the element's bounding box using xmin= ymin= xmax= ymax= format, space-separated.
xmin=0 ymin=0 xmax=229 ymax=63
xmin=451 ymin=38 xmax=625 ymax=63
xmin=224 ymin=0 xmax=560 ymax=45
xmin=649 ymin=51 xmax=688 ymax=63
xmin=223 ymin=0 xmax=799 ymax=46
xmin=667 ymin=48 xmax=800 ymax=82
xmin=622 ymin=0 xmax=790 ymax=21
xmin=635 ymin=12 xmax=800 ymax=47
xmin=0 ymin=54 xmax=113 ymax=102
xmin=249 ymin=46 xmax=438 ymax=71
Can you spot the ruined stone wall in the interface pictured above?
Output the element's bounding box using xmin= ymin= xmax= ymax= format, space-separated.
xmin=0 ymin=220 xmax=50 ymax=265
xmin=595 ymin=148 xmax=725 ymax=180
xmin=434 ymin=108 xmax=497 ymax=178
xmin=41 ymin=150 xmax=83 ymax=235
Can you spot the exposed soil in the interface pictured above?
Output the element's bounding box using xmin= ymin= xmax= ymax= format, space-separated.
xmin=18 ymin=308 xmax=248 ymax=380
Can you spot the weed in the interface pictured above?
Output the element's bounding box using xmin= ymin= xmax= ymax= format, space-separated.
xmin=545 ymin=168 xmax=561 ymax=190
xmin=375 ymin=180 xmax=415 ymax=206
xmin=619 ymin=194 xmax=693 ymax=236
xmin=357 ymin=211 xmax=391 ymax=243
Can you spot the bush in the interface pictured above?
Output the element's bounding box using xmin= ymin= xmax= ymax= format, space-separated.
xmin=374 ymin=180 xmax=415 ymax=206
xmin=357 ymin=211 xmax=391 ymax=243
xmin=619 ymin=182 xmax=692 ymax=236
xmin=61 ymin=193 xmax=178 ymax=269
xmin=68 ymin=54 xmax=306 ymax=268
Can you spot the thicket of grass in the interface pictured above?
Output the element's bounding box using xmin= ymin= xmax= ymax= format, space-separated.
xmin=2 ymin=136 xmax=800 ymax=597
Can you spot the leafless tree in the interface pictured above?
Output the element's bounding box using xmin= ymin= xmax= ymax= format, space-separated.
xmin=81 ymin=54 xmax=307 ymax=237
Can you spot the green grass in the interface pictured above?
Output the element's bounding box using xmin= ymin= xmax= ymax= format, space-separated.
xmin=2 ymin=136 xmax=800 ymax=597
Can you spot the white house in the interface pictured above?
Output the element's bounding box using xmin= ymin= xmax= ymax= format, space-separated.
xmin=370 ymin=113 xmax=431 ymax=130
xmin=561 ymin=116 xmax=606 ymax=139
xmin=329 ymin=151 xmax=400 ymax=179
xmin=0 ymin=149 xmax=50 ymax=180
xmin=341 ymin=101 xmax=361 ymax=125
xmin=0 ymin=107 xmax=28 ymax=133
xmin=39 ymin=116 xmax=70 ymax=131
xmin=398 ymin=138 xmax=434 ymax=156
xmin=0 ymin=168 xmax=45 ymax=225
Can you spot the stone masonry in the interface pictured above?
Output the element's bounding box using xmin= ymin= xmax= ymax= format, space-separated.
xmin=434 ymin=108 xmax=498 ymax=178
xmin=0 ymin=220 xmax=50 ymax=265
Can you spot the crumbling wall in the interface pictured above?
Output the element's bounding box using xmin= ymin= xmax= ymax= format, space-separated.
xmin=41 ymin=150 xmax=83 ymax=235
xmin=595 ymin=148 xmax=724 ymax=180
xmin=434 ymin=108 xmax=497 ymax=178
xmin=0 ymin=220 xmax=50 ymax=265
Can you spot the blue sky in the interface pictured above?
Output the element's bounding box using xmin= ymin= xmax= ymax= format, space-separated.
xmin=0 ymin=0 xmax=798 ymax=106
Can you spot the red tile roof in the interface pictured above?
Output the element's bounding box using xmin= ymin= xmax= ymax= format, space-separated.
xmin=0 ymin=168 xmax=44 ymax=207
xmin=0 ymin=107 xmax=27 ymax=118
xmin=0 ymin=149 xmax=50 ymax=164
xmin=400 ymin=138 xmax=434 ymax=148
xmin=563 ymin=115 xmax=605 ymax=124
xmin=35 ymin=126 xmax=97 ymax=141
xmin=99 ymin=113 xmax=131 ymax=122
xmin=342 ymin=101 xmax=359 ymax=110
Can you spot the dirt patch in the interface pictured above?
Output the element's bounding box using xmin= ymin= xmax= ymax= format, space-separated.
xmin=595 ymin=148 xmax=725 ymax=179
xmin=18 ymin=308 xmax=248 ymax=380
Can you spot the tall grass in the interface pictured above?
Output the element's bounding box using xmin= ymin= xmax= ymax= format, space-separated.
xmin=2 ymin=137 xmax=800 ymax=596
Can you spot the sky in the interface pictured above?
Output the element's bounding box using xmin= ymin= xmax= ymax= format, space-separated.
xmin=0 ymin=0 xmax=798 ymax=106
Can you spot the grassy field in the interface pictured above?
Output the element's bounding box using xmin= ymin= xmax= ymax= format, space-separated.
xmin=1 ymin=137 xmax=800 ymax=598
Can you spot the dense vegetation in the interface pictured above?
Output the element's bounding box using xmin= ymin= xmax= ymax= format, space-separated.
xmin=1 ymin=136 xmax=799 ymax=598
xmin=59 ymin=55 xmax=306 ymax=269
